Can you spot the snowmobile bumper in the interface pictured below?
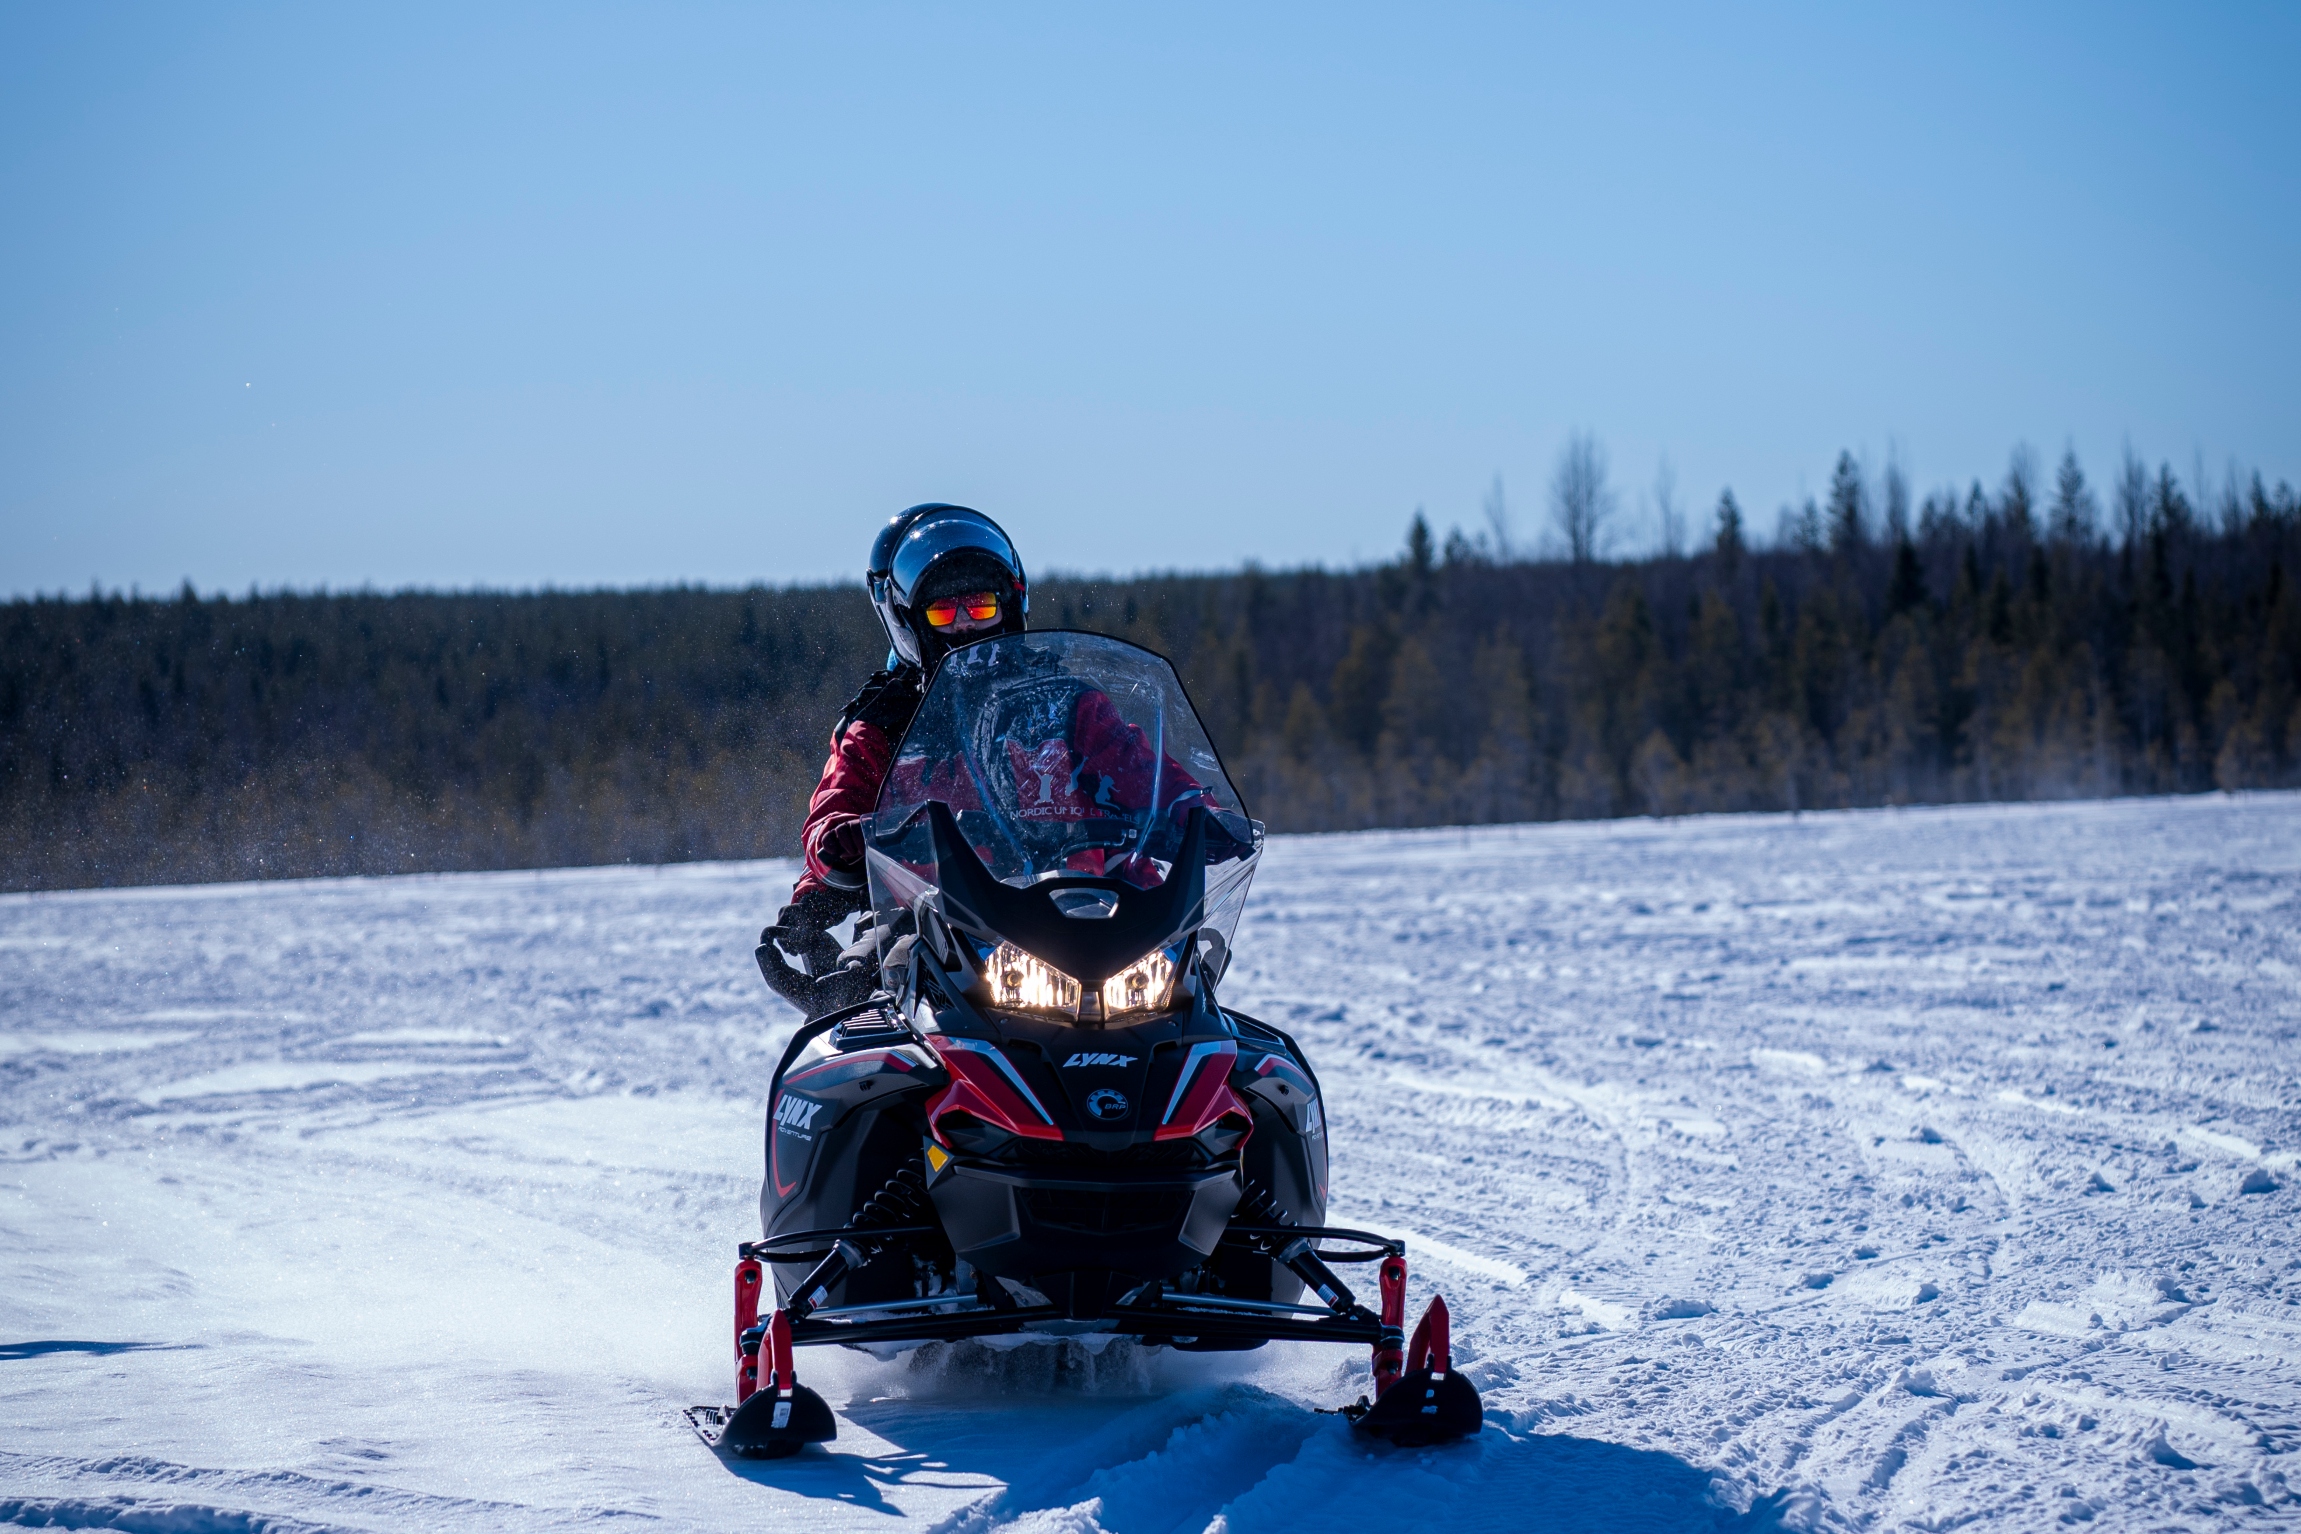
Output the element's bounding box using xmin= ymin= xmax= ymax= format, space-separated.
xmin=773 ymin=1293 xmax=1391 ymax=1351
xmin=738 ymin=1219 xmax=1403 ymax=1350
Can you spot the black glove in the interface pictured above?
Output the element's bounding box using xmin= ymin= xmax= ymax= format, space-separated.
xmin=779 ymin=884 xmax=866 ymax=933
xmin=817 ymin=815 xmax=867 ymax=870
xmin=761 ymin=888 xmax=854 ymax=979
xmin=758 ymin=888 xmax=881 ymax=1019
xmin=837 ymin=666 xmax=924 ymax=740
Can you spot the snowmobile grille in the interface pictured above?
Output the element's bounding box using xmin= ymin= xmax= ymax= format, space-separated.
xmin=996 ymin=1139 xmax=1210 ymax=1172
xmin=1020 ymin=1189 xmax=1193 ymax=1236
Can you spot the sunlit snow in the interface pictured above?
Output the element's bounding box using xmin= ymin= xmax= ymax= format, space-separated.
xmin=4 ymin=795 xmax=2298 ymax=1530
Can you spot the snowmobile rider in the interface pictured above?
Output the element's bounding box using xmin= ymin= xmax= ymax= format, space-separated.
xmin=763 ymin=504 xmax=1031 ymax=994
xmin=762 ymin=503 xmax=1245 ymax=1014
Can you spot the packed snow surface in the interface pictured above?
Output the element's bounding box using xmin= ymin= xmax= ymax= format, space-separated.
xmin=5 ymin=795 xmax=2300 ymax=1531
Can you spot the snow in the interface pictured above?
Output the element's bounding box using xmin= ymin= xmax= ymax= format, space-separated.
xmin=5 ymin=794 xmax=2300 ymax=1531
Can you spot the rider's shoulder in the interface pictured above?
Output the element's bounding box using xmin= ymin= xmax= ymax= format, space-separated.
xmin=838 ymin=664 xmax=925 ymax=738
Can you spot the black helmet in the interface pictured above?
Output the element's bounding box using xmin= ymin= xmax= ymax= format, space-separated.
xmin=867 ymin=504 xmax=1029 ymax=668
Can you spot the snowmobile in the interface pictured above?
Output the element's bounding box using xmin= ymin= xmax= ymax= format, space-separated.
xmin=689 ymin=631 xmax=1481 ymax=1459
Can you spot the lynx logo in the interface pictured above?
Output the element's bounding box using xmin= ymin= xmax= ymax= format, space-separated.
xmin=1065 ymin=1052 xmax=1134 ymax=1069
xmin=1085 ymin=1088 xmax=1131 ymax=1121
xmin=774 ymin=1094 xmax=824 ymax=1133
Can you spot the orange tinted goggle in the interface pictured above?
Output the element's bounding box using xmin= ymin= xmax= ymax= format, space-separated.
xmin=922 ymin=592 xmax=1002 ymax=628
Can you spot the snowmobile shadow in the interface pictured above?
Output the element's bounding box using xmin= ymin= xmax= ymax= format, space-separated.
xmin=704 ymin=1441 xmax=926 ymax=1515
xmin=710 ymin=1342 xmax=1800 ymax=1531
xmin=1456 ymin=1431 xmax=1804 ymax=1533
xmin=0 ymin=1339 xmax=196 ymax=1361
xmin=698 ymin=1340 xmax=1246 ymax=1516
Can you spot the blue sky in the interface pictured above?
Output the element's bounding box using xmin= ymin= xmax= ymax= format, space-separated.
xmin=3 ymin=2 xmax=2296 ymax=595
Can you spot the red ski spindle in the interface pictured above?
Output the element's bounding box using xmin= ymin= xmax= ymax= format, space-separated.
xmin=1409 ymin=1293 xmax=1453 ymax=1374
xmin=734 ymin=1258 xmax=765 ymax=1403
xmin=1372 ymin=1252 xmax=1407 ymax=1397
xmin=768 ymin=1307 xmax=798 ymax=1396
xmin=735 ymin=1258 xmax=763 ymax=1351
xmin=737 ymin=1337 xmax=761 ymax=1404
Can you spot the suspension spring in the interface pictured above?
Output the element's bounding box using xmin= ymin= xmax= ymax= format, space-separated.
xmin=786 ymin=1157 xmax=938 ymax=1322
xmin=853 ymin=1161 xmax=932 ymax=1234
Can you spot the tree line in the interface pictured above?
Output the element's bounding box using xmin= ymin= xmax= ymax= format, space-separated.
xmin=5 ymin=446 xmax=2297 ymax=892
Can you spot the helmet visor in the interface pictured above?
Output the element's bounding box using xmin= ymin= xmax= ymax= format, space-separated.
xmin=887 ymin=511 xmax=1024 ymax=606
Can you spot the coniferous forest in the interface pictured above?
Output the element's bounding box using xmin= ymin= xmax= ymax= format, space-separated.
xmin=6 ymin=449 xmax=2299 ymax=893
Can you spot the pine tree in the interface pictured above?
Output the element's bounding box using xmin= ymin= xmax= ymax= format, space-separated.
xmin=1827 ymin=451 xmax=1868 ymax=555
xmin=2050 ymin=449 xmax=2097 ymax=545
xmin=1887 ymin=538 xmax=1928 ymax=616
xmin=1714 ymin=490 xmax=1746 ymax=574
xmin=2002 ymin=448 xmax=2039 ymax=543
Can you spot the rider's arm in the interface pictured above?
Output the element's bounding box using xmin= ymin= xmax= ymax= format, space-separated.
xmin=794 ymin=669 xmax=921 ymax=899
xmin=795 ymin=717 xmax=894 ymax=898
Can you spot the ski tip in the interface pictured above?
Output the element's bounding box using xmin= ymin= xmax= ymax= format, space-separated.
xmin=685 ymin=1404 xmax=733 ymax=1451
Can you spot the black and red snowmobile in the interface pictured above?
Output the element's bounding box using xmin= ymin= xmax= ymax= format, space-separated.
xmin=689 ymin=631 xmax=1480 ymax=1458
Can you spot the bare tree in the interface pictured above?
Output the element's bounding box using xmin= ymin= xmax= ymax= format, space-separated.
xmin=1652 ymin=455 xmax=1685 ymax=558
xmin=1549 ymin=431 xmax=1616 ymax=564
xmin=2215 ymin=456 xmax=2246 ymax=536
xmin=1482 ymin=474 xmax=1514 ymax=562
xmin=2115 ymin=443 xmax=2149 ymax=549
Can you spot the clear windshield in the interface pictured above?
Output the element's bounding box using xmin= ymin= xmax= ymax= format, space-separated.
xmin=865 ymin=632 xmax=1262 ymax=947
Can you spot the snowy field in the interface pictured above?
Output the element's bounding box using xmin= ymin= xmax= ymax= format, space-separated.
xmin=5 ymin=795 xmax=2299 ymax=1532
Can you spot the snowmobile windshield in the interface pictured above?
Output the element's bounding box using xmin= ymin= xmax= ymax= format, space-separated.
xmin=864 ymin=631 xmax=1263 ymax=965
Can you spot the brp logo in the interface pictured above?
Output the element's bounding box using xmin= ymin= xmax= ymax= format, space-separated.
xmin=1085 ymin=1088 xmax=1130 ymax=1122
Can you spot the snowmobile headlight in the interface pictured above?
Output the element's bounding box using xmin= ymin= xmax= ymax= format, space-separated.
xmin=980 ymin=939 xmax=1182 ymax=1020
xmin=986 ymin=941 xmax=1082 ymax=1015
xmin=1099 ymin=945 xmax=1178 ymax=1017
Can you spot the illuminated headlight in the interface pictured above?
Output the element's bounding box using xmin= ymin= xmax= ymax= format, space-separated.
xmin=987 ymin=942 xmax=1080 ymax=1014
xmin=1102 ymin=948 xmax=1176 ymax=1015
xmin=983 ymin=941 xmax=1181 ymax=1019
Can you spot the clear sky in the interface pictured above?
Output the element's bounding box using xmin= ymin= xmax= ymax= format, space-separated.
xmin=4 ymin=3 xmax=2296 ymax=596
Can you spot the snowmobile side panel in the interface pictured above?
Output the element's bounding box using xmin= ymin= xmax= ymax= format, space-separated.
xmin=761 ymin=1035 xmax=949 ymax=1312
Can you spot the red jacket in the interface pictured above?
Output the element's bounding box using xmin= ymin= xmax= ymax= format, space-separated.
xmin=794 ymin=713 xmax=900 ymax=899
